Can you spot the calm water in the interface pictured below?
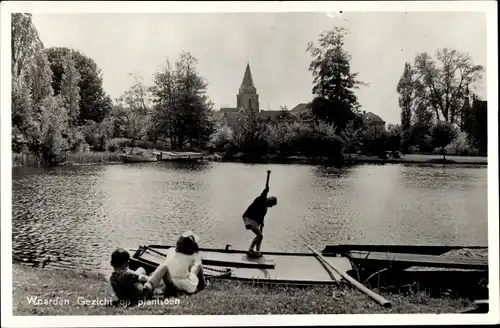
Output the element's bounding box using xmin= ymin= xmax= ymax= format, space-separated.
xmin=12 ymin=162 xmax=488 ymax=273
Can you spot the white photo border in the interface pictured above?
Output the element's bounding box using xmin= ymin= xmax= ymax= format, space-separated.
xmin=1 ymin=1 xmax=498 ymax=327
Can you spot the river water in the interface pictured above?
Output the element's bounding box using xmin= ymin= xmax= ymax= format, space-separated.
xmin=12 ymin=162 xmax=487 ymax=273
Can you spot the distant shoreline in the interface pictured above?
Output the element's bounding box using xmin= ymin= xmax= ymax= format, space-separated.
xmin=11 ymin=151 xmax=487 ymax=168
xmin=217 ymin=153 xmax=488 ymax=166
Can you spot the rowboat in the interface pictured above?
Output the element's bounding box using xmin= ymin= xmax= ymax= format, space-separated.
xmin=119 ymin=154 xmax=158 ymax=163
xmin=129 ymin=245 xmax=352 ymax=285
xmin=155 ymin=151 xmax=204 ymax=162
xmin=128 ymin=244 xmax=488 ymax=296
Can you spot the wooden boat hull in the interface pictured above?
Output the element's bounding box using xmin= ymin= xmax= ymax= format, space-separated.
xmin=129 ymin=245 xmax=352 ymax=286
xmin=128 ymin=244 xmax=488 ymax=298
xmin=156 ymin=151 xmax=204 ymax=162
xmin=322 ymin=244 xmax=488 ymax=256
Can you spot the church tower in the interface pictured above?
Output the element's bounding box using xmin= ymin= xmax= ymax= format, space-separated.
xmin=237 ymin=62 xmax=259 ymax=116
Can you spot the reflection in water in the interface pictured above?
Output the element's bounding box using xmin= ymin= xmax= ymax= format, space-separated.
xmin=12 ymin=162 xmax=487 ymax=273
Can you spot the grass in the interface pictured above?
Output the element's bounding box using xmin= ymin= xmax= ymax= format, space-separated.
xmin=64 ymin=152 xmax=123 ymax=164
xmin=12 ymin=151 xmax=123 ymax=167
xmin=12 ymin=152 xmax=42 ymax=167
xmin=12 ymin=264 xmax=475 ymax=315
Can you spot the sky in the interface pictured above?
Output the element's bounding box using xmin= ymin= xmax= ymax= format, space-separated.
xmin=31 ymin=11 xmax=487 ymax=124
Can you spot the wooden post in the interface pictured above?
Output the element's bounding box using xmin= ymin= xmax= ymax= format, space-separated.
xmin=307 ymin=245 xmax=391 ymax=308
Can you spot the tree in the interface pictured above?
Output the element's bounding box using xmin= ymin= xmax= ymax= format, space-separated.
xmin=116 ymin=75 xmax=151 ymax=151
xmin=11 ymin=76 xmax=35 ymax=152
xmin=386 ymin=124 xmax=402 ymax=152
xmin=463 ymin=96 xmax=487 ymax=154
xmin=59 ymin=56 xmax=81 ymax=128
xmin=209 ymin=120 xmax=235 ymax=152
xmin=174 ymin=52 xmax=215 ymax=149
xmin=11 ymin=13 xmax=44 ymax=79
xmin=150 ymin=58 xmax=178 ymax=146
xmin=241 ymin=105 xmax=264 ymax=154
xmin=38 ymin=96 xmax=68 ymax=165
xmin=150 ymin=52 xmax=214 ymax=149
xmin=306 ymin=27 xmax=366 ymax=131
xmin=412 ymin=48 xmax=484 ymax=124
xmin=430 ymin=121 xmax=458 ymax=160
xmin=22 ymin=51 xmax=54 ymax=114
xmin=276 ymin=106 xmax=297 ymax=124
xmin=307 ymin=27 xmax=365 ymax=107
xmin=45 ymin=47 xmax=112 ymax=123
xmin=340 ymin=121 xmax=363 ymax=154
xmin=397 ymin=62 xmax=415 ymax=152
xmin=309 ymin=97 xmax=358 ymax=133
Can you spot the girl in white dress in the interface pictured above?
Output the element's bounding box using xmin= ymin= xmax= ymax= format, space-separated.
xmin=164 ymin=231 xmax=206 ymax=295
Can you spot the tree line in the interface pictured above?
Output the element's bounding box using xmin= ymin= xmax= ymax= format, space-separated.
xmin=12 ymin=15 xmax=487 ymax=167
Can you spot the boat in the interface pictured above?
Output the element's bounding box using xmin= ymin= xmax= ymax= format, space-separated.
xmin=128 ymin=243 xmax=488 ymax=299
xmin=156 ymin=151 xmax=204 ymax=162
xmin=119 ymin=154 xmax=158 ymax=162
xmin=129 ymin=244 xmax=352 ymax=286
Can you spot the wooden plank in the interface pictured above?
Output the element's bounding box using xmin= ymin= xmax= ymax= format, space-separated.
xmin=139 ymin=246 xmax=275 ymax=269
xmin=348 ymin=251 xmax=488 ymax=270
xmin=307 ymin=245 xmax=391 ymax=308
xmin=240 ymin=254 xmax=275 ymax=265
xmin=200 ymin=252 xmax=275 ymax=269
xmin=309 ymin=248 xmax=339 ymax=283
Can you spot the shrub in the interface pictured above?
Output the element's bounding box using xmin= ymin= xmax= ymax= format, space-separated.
xmin=444 ymin=131 xmax=479 ymax=156
xmin=432 ymin=147 xmax=444 ymax=155
xmin=66 ymin=127 xmax=86 ymax=152
xmin=209 ymin=125 xmax=235 ymax=152
xmin=107 ymin=139 xmax=121 ymax=152
xmin=408 ymin=145 xmax=421 ymax=154
xmin=110 ymin=138 xmax=131 ymax=149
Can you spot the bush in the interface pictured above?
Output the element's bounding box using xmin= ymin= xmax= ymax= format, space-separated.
xmin=12 ymin=152 xmax=41 ymax=167
xmin=408 ymin=145 xmax=421 ymax=154
xmin=107 ymin=139 xmax=121 ymax=152
xmin=66 ymin=127 xmax=86 ymax=152
xmin=444 ymin=131 xmax=479 ymax=156
xmin=209 ymin=125 xmax=235 ymax=152
xmin=432 ymin=147 xmax=444 ymax=155
xmin=358 ymin=126 xmax=387 ymax=157
xmin=109 ymin=138 xmax=131 ymax=150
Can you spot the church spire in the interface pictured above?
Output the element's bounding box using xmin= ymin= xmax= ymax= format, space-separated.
xmin=241 ymin=62 xmax=254 ymax=88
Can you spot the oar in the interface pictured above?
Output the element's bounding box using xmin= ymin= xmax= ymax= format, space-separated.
xmin=306 ymin=245 xmax=391 ymax=308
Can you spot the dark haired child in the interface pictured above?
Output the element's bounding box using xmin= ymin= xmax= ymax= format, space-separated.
xmin=109 ymin=248 xmax=172 ymax=303
xmin=242 ymin=186 xmax=278 ymax=257
xmin=164 ymin=231 xmax=206 ymax=294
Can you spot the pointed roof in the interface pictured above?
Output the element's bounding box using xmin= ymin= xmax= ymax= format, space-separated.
xmin=241 ymin=62 xmax=254 ymax=87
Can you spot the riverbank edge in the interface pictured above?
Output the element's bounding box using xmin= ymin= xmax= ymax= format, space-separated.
xmin=11 ymin=263 xmax=476 ymax=315
xmin=11 ymin=151 xmax=488 ymax=168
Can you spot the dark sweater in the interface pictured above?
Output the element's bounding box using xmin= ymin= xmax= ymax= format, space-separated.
xmin=242 ymin=188 xmax=269 ymax=225
xmin=110 ymin=269 xmax=143 ymax=303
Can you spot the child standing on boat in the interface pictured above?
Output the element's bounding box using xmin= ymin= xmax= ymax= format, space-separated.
xmin=163 ymin=231 xmax=206 ymax=295
xmin=242 ymin=173 xmax=278 ymax=257
xmin=109 ymin=248 xmax=172 ymax=303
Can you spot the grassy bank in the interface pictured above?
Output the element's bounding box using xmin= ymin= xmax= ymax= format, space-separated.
xmin=12 ymin=151 xmax=123 ymax=167
xmin=12 ymin=264 xmax=475 ymax=315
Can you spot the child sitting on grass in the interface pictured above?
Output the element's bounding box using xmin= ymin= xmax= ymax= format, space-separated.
xmin=163 ymin=231 xmax=207 ymax=295
xmin=109 ymin=248 xmax=173 ymax=303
